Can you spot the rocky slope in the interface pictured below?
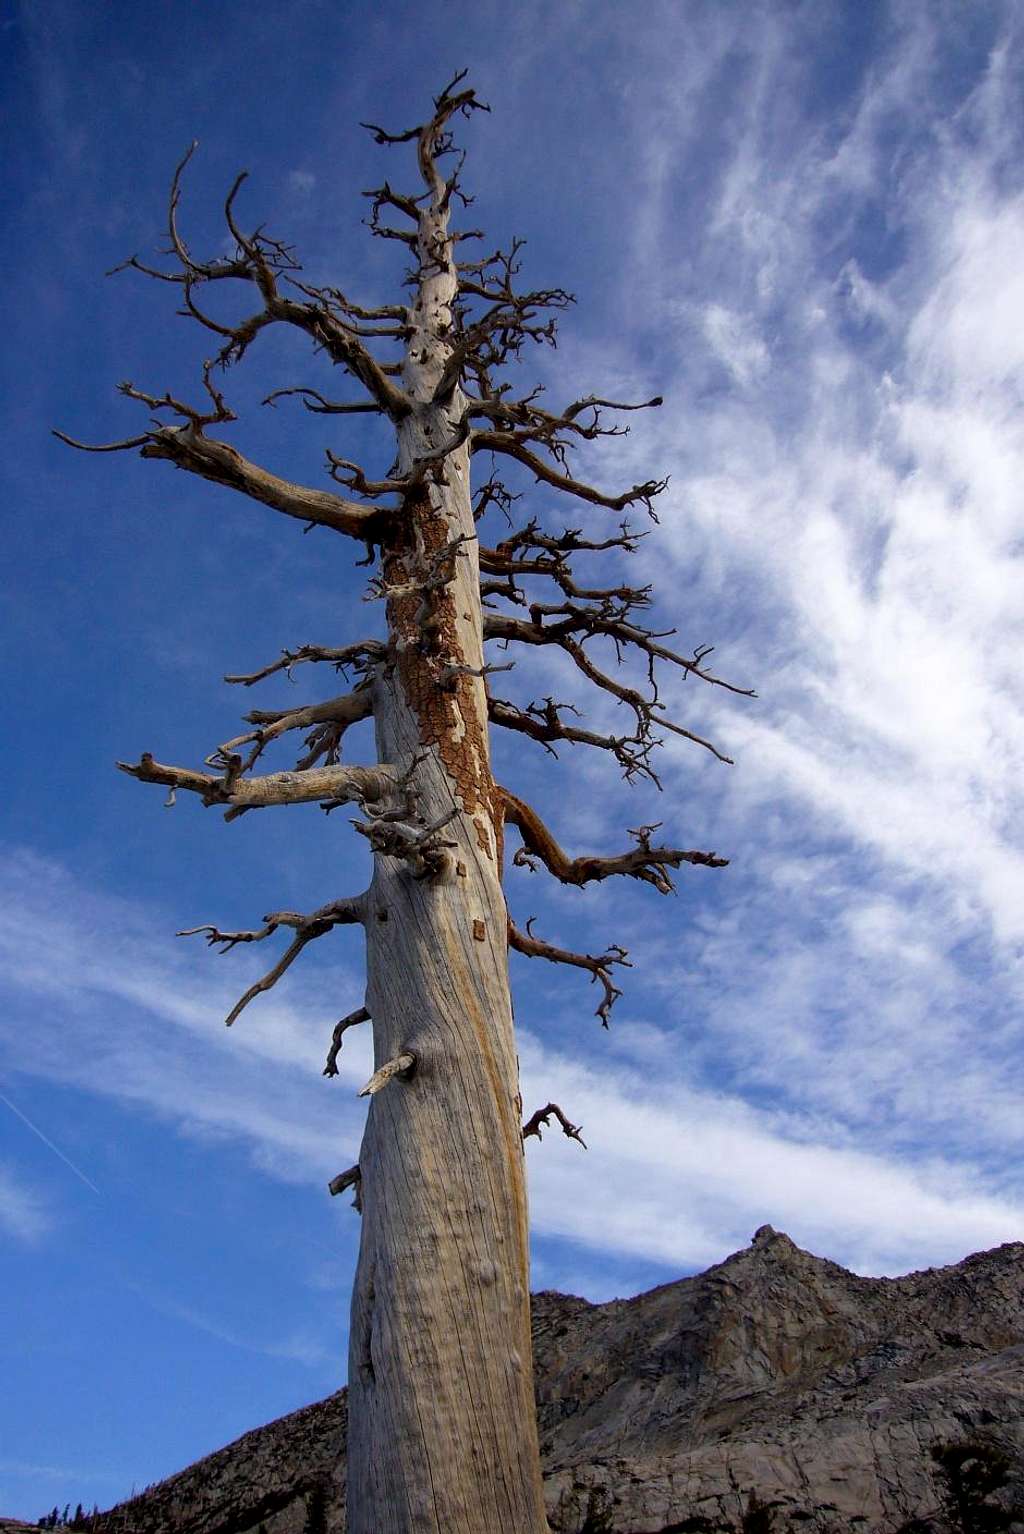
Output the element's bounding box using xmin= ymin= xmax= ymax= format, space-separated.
xmin=86 ymin=1228 xmax=1024 ymax=1532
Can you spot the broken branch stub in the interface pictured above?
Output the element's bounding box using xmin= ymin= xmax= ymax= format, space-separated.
xmin=358 ymin=1051 xmax=416 ymax=1098
xmin=328 ymin=1165 xmax=363 ymax=1212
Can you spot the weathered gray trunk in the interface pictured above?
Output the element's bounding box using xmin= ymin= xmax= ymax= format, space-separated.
xmin=345 ymin=188 xmax=549 ymax=1534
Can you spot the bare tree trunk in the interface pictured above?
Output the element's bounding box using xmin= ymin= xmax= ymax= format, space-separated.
xmin=344 ymin=162 xmax=549 ymax=1530
xmin=349 ymin=634 xmax=546 ymax=1528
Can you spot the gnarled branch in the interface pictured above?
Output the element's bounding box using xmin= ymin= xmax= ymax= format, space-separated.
xmin=324 ymin=1007 xmax=371 ymax=1078
xmin=368 ymin=532 xmax=474 ymax=649
xmin=522 ymin=1103 xmax=586 ymax=1149
xmin=58 ymin=385 xmax=394 ymax=541
xmin=472 ymin=430 xmax=668 ymax=517
xmin=352 ymin=807 xmax=459 ymax=881
xmin=52 ymin=429 xmax=151 ymax=454
xmin=224 ymin=640 xmax=386 ymax=688
xmin=118 ymin=753 xmax=392 ymax=812
xmin=362 ymin=69 xmax=490 ymax=198
xmin=180 ymin=895 xmax=366 ymax=1026
xmin=140 ymin=423 xmax=392 ymax=539
xmin=488 ymin=695 xmax=657 ymax=783
xmin=499 ymin=787 xmax=727 ymax=893
xmin=485 ymin=610 xmax=741 ymax=767
xmin=508 ymin=917 xmax=631 ymax=1027
xmin=109 ymin=141 xmax=413 ymax=417
xmin=212 ymin=683 xmax=374 ymax=773
xmin=263 ymin=386 xmax=385 ymax=416
xmin=468 ymin=391 xmax=662 ymax=457
xmin=480 ymin=517 xmax=650 ymax=605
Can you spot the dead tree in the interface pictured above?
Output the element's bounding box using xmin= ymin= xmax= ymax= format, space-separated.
xmin=57 ymin=75 xmax=751 ymax=1534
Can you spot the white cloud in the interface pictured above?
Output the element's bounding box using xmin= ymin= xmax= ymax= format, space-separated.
xmin=521 ymin=1035 xmax=1023 ymax=1279
xmin=700 ymin=303 xmax=770 ymax=387
xmin=0 ymin=848 xmax=374 ymax=1188
xmin=2 ymin=846 xmax=1020 ymax=1287
xmin=602 ymin=4 xmax=1024 ymax=966
xmin=0 ymin=1163 xmax=50 ymax=1243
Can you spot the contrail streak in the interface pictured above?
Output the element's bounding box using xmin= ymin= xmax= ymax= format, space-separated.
xmin=0 ymin=1089 xmax=101 ymax=1195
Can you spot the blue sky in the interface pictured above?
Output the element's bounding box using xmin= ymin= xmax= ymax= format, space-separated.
xmin=3 ymin=0 xmax=1024 ymax=1517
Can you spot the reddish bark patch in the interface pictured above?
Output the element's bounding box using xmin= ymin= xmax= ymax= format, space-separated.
xmin=385 ymin=489 xmax=497 ymax=857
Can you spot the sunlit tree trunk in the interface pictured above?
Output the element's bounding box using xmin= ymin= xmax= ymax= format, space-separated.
xmin=347 ymin=181 xmax=546 ymax=1529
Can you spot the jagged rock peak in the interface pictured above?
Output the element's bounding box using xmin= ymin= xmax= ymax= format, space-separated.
xmin=751 ymin=1222 xmax=789 ymax=1245
xmin=67 ymin=1234 xmax=1024 ymax=1534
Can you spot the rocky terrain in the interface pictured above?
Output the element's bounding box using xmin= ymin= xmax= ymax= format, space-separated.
xmin=54 ymin=1228 xmax=1024 ymax=1531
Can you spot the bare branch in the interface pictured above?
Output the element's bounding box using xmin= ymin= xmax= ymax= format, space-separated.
xmin=283 ymin=277 xmax=411 ymax=339
xmin=473 ymin=473 xmax=520 ymax=525
xmin=118 ymin=363 xmax=236 ymax=430
xmin=324 ymin=1007 xmax=371 ymax=1078
xmin=59 ymin=380 xmax=394 ymax=539
xmin=146 ymin=418 xmax=397 ymax=536
xmin=472 ymin=429 xmax=668 ymax=516
xmin=212 ymin=683 xmax=373 ymax=774
xmin=558 ymin=632 xmax=735 ymax=765
xmin=485 ymin=609 xmax=743 ymax=766
xmin=52 ymin=429 xmax=152 ymax=454
xmin=434 ymin=286 xmax=574 ymax=402
xmin=107 ymin=142 xmax=263 ymax=289
xmin=362 ymin=180 xmax=424 ymax=224
xmin=225 ymin=640 xmax=386 ymax=688
xmin=367 ymin=532 xmax=475 ymax=649
xmin=327 ymin=414 xmax=471 ymax=499
xmin=110 ymin=141 xmax=413 ymax=417
xmin=118 ymin=752 xmax=393 ymax=812
xmin=437 ymin=659 xmax=513 ymax=691
xmin=263 ymin=386 xmax=385 ymax=416
xmin=179 ymin=895 xmax=365 ymax=1026
xmin=521 ymin=1103 xmax=586 ymax=1149
xmin=508 ymin=917 xmax=631 ymax=1027
xmin=325 ymin=452 xmax=411 ymax=498
xmin=488 ymin=695 xmax=658 ymax=783
xmin=499 ymin=787 xmax=727 ymax=893
xmin=469 ymin=392 xmax=662 ymax=449
xmin=480 ymin=517 xmax=651 ymax=604
xmin=362 ymin=69 xmax=490 ymax=199
xmin=487 ymin=604 xmax=752 ymax=697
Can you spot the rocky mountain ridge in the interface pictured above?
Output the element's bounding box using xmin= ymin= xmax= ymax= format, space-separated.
xmin=56 ymin=1229 xmax=1024 ymax=1531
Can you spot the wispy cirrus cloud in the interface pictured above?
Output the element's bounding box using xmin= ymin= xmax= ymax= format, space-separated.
xmin=483 ymin=1 xmax=1024 ymax=1283
xmin=0 ymin=1162 xmax=50 ymax=1244
xmin=2 ymin=846 xmax=1021 ymax=1287
xmin=630 ymin=5 xmax=1024 ymax=947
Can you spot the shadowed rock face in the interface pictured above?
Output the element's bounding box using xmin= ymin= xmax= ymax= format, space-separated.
xmin=84 ymin=1229 xmax=1024 ymax=1533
